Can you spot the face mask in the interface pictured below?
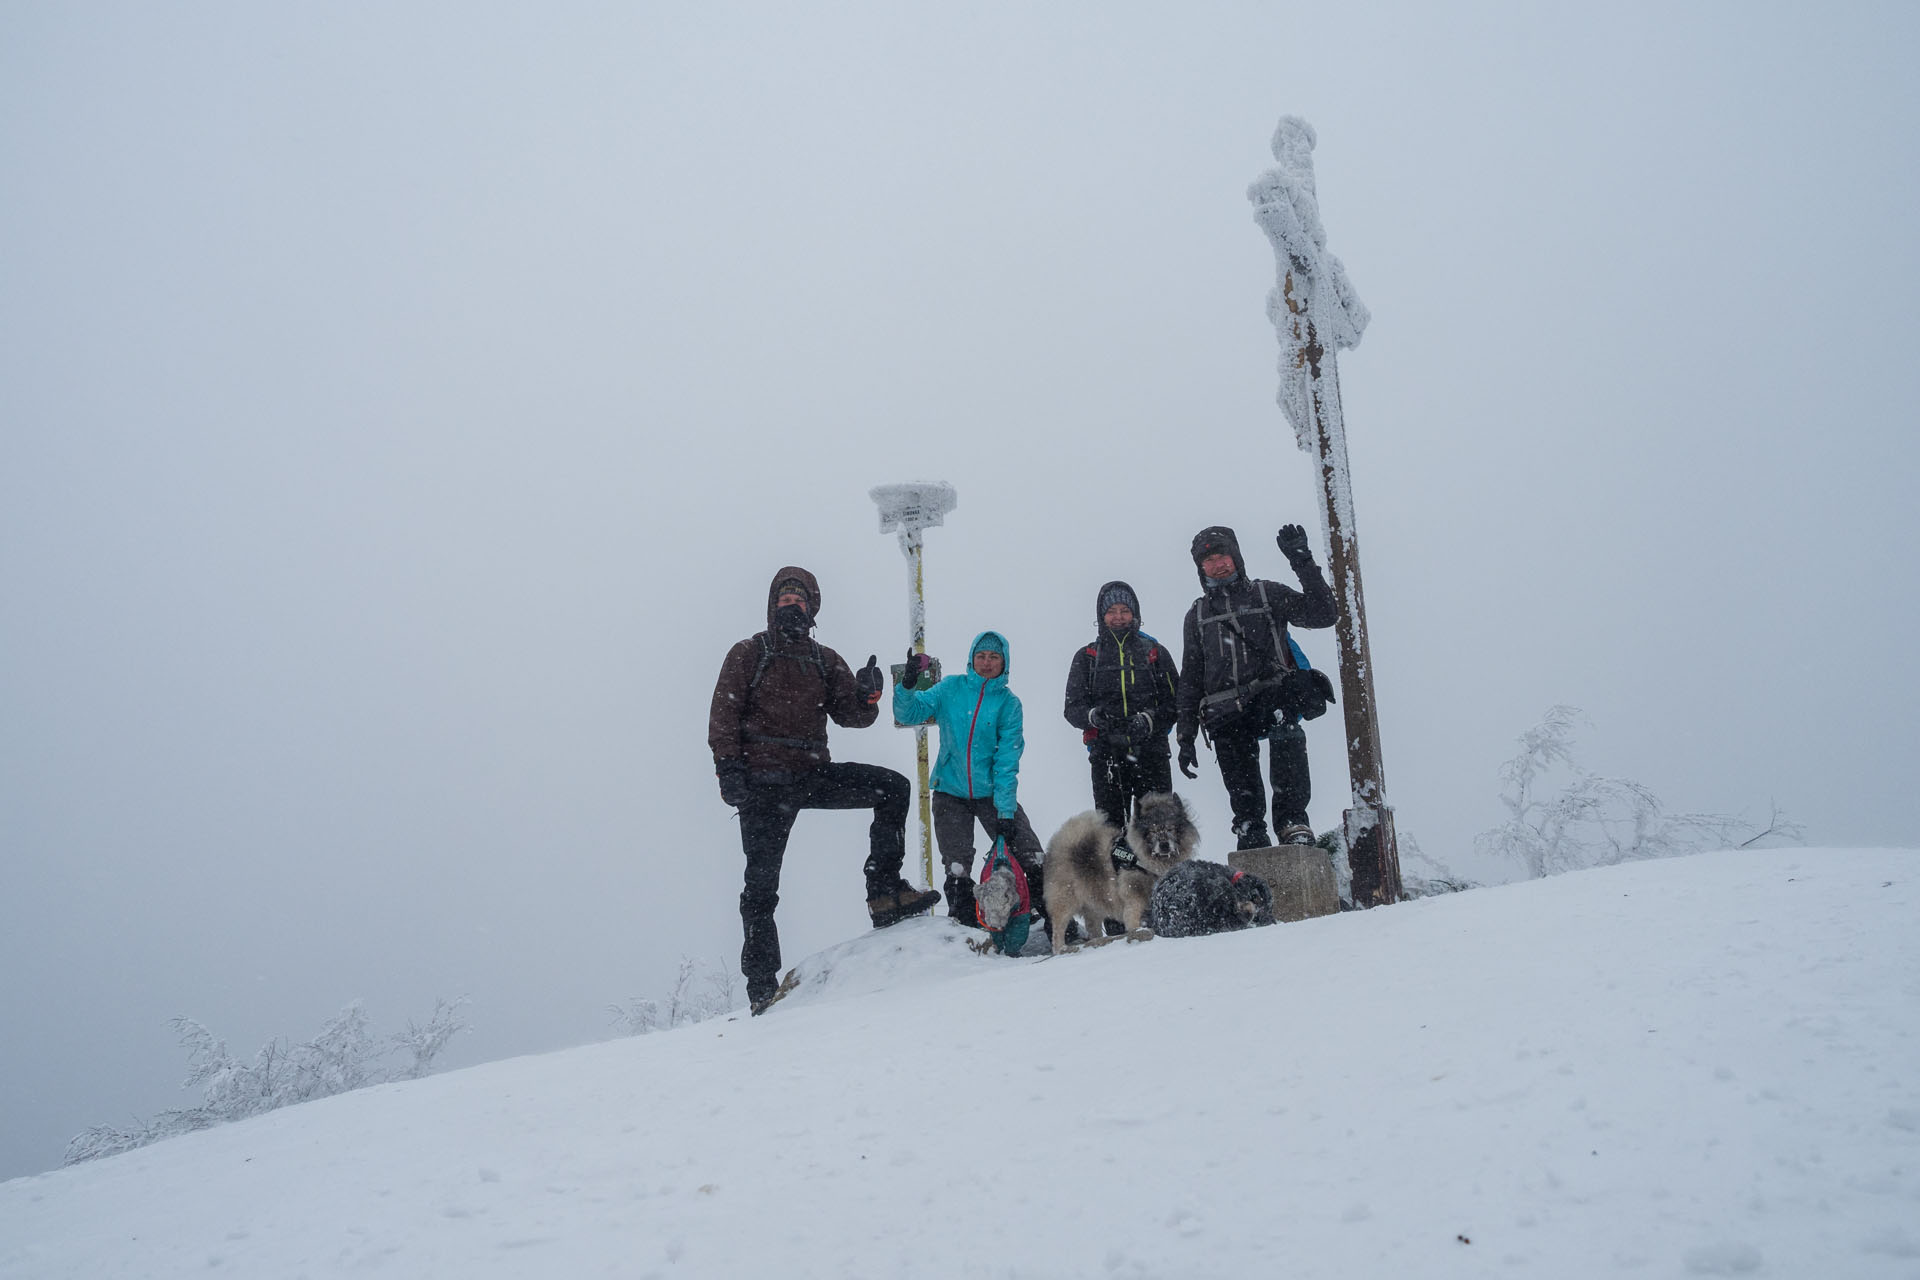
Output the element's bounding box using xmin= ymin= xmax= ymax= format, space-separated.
xmin=774 ymin=602 xmax=813 ymax=636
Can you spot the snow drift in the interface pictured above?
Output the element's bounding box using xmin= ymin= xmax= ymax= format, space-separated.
xmin=3 ymin=848 xmax=1916 ymax=1279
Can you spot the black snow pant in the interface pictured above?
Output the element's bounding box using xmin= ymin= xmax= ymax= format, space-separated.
xmin=1088 ymin=744 xmax=1174 ymax=832
xmin=736 ymin=761 xmax=910 ymax=1001
xmin=929 ymin=791 xmax=1045 ymax=927
xmin=1211 ymin=714 xmax=1311 ymax=849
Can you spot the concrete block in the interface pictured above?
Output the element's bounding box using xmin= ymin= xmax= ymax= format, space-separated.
xmin=1227 ymin=845 xmax=1340 ymax=923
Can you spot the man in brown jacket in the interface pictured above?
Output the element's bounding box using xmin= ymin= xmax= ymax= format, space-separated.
xmin=709 ymin=566 xmax=939 ymax=1012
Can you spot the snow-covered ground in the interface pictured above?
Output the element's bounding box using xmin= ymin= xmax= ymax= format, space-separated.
xmin=3 ymin=848 xmax=1915 ymax=1279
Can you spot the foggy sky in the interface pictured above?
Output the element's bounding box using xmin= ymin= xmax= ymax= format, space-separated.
xmin=4 ymin=1 xmax=1916 ymax=1179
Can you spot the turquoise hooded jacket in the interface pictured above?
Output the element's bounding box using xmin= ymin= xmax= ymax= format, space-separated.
xmin=891 ymin=630 xmax=1024 ymax=819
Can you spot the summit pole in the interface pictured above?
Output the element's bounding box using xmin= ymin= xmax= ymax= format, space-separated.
xmin=870 ymin=482 xmax=958 ymax=891
xmin=1249 ymin=117 xmax=1402 ymax=906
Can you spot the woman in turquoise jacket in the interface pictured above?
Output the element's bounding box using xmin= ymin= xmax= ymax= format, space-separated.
xmin=893 ymin=630 xmax=1047 ymax=932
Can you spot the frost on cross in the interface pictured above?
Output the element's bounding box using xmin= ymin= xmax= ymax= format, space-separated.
xmin=1247 ymin=115 xmax=1401 ymax=903
xmin=1248 ymin=115 xmax=1370 ymax=455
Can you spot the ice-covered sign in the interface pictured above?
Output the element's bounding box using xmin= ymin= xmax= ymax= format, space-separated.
xmin=869 ymin=482 xmax=957 ymax=535
xmin=1249 ymin=116 xmax=1371 ymax=452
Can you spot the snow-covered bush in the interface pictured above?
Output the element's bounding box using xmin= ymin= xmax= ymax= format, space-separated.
xmin=1476 ymin=706 xmax=1801 ymax=878
xmin=608 ymin=957 xmax=738 ymax=1035
xmin=1391 ymin=830 xmax=1477 ymax=899
xmin=392 ymin=997 xmax=472 ymax=1080
xmin=64 ymin=997 xmax=469 ymax=1165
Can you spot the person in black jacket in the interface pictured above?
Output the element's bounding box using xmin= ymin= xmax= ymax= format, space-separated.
xmin=1062 ymin=581 xmax=1181 ymax=859
xmin=1175 ymin=525 xmax=1338 ymax=850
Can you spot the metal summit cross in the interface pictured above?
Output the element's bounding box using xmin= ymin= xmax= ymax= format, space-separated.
xmin=1249 ymin=116 xmax=1403 ymax=906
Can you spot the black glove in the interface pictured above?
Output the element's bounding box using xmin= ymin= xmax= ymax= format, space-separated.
xmin=1177 ymin=737 xmax=1199 ymax=779
xmin=1126 ymin=711 xmax=1153 ymax=738
xmin=1277 ymin=523 xmax=1314 ymax=563
xmin=1087 ymin=706 xmax=1112 ymax=731
xmin=901 ymin=648 xmax=929 ymax=688
xmin=855 ymin=655 xmax=884 ymax=703
xmin=716 ymin=758 xmax=751 ymax=807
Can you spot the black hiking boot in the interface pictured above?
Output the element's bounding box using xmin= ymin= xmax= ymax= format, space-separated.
xmin=1234 ymin=822 xmax=1273 ymax=851
xmin=944 ymin=874 xmax=978 ymax=928
xmin=1278 ymin=823 xmax=1316 ymax=846
xmin=749 ymin=969 xmax=800 ymax=1016
xmin=868 ymin=879 xmax=942 ymax=928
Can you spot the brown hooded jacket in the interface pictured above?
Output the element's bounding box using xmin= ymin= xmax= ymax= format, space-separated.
xmin=708 ymin=566 xmax=879 ymax=779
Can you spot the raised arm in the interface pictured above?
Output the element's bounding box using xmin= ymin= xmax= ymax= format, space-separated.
xmin=1275 ymin=524 xmax=1337 ymax=629
xmin=822 ymin=646 xmax=881 ymax=730
xmin=891 ymin=674 xmax=941 ymax=728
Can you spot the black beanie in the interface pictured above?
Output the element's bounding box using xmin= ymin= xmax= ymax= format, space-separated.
xmin=1096 ymin=582 xmax=1140 ymax=625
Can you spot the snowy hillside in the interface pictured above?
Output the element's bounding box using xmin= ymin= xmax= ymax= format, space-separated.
xmin=3 ymin=849 xmax=1915 ymax=1279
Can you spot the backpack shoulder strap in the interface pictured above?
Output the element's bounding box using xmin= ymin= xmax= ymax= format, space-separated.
xmin=1198 ymin=585 xmax=1271 ymax=627
xmin=1256 ymin=581 xmax=1297 ymax=668
xmin=747 ymin=633 xmax=775 ymax=693
xmin=745 ymin=633 xmax=830 ymax=708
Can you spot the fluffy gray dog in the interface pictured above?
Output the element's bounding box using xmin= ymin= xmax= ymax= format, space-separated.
xmin=1147 ymin=860 xmax=1276 ymax=937
xmin=1043 ymin=791 xmax=1199 ymax=953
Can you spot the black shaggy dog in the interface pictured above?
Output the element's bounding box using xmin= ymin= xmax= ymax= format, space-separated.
xmin=1146 ymin=860 xmax=1277 ymax=937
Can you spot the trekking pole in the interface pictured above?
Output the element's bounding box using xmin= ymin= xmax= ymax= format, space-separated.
xmin=1249 ymin=116 xmax=1402 ymax=906
xmin=870 ymin=482 xmax=959 ymax=890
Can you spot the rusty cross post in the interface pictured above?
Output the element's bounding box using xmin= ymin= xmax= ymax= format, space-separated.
xmin=1249 ymin=117 xmax=1402 ymax=906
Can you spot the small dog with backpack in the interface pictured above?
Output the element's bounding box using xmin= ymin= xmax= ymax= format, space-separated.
xmin=968 ymin=840 xmax=1035 ymax=955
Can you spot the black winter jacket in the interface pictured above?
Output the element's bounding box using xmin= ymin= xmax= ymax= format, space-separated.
xmin=1063 ymin=581 xmax=1179 ymax=757
xmin=1176 ymin=527 xmax=1336 ymax=743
